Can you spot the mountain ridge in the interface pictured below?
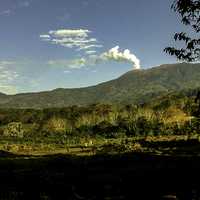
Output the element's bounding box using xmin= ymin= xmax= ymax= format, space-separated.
xmin=1 ymin=63 xmax=200 ymax=108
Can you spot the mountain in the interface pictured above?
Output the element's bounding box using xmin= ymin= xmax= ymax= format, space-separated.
xmin=1 ymin=62 xmax=200 ymax=108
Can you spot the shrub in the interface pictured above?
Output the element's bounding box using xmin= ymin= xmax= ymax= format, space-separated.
xmin=3 ymin=122 xmax=24 ymax=138
xmin=41 ymin=117 xmax=71 ymax=135
xmin=93 ymin=121 xmax=120 ymax=138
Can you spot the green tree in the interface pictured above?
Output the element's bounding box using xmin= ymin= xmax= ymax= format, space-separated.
xmin=164 ymin=0 xmax=200 ymax=61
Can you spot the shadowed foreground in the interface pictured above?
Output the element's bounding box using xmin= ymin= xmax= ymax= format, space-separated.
xmin=0 ymin=151 xmax=200 ymax=200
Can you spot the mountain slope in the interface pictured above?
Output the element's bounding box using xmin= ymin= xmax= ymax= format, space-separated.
xmin=1 ymin=63 xmax=200 ymax=108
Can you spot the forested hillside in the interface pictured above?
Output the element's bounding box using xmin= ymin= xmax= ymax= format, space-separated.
xmin=0 ymin=63 xmax=200 ymax=108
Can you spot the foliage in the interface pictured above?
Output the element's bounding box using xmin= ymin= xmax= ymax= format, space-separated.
xmin=0 ymin=87 xmax=199 ymax=157
xmin=3 ymin=122 xmax=24 ymax=138
xmin=165 ymin=0 xmax=200 ymax=61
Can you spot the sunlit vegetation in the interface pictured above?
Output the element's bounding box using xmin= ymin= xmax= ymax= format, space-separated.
xmin=0 ymin=89 xmax=200 ymax=156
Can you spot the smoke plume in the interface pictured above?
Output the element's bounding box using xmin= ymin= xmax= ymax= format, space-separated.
xmin=102 ymin=46 xmax=140 ymax=69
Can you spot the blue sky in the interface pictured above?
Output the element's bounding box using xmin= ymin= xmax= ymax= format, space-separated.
xmin=0 ymin=0 xmax=186 ymax=94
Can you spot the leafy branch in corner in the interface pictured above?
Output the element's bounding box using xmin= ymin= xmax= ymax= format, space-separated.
xmin=164 ymin=0 xmax=200 ymax=62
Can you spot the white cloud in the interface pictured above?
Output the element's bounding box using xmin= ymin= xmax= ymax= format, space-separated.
xmin=0 ymin=61 xmax=19 ymax=81
xmin=40 ymin=29 xmax=102 ymax=52
xmin=0 ymin=71 xmax=18 ymax=81
xmin=49 ymin=29 xmax=90 ymax=38
xmin=47 ymin=46 xmax=141 ymax=71
xmin=50 ymin=37 xmax=98 ymax=48
xmin=85 ymin=50 xmax=97 ymax=55
xmin=48 ymin=58 xmax=86 ymax=69
xmin=40 ymin=35 xmax=51 ymax=39
xmin=100 ymin=46 xmax=141 ymax=69
xmin=0 ymin=61 xmax=19 ymax=94
xmin=0 ymin=61 xmax=15 ymax=65
xmin=64 ymin=70 xmax=71 ymax=74
xmin=41 ymin=30 xmax=140 ymax=70
xmin=0 ymin=10 xmax=12 ymax=16
xmin=79 ymin=44 xmax=103 ymax=50
xmin=40 ymin=35 xmax=51 ymax=42
xmin=0 ymin=85 xmax=17 ymax=95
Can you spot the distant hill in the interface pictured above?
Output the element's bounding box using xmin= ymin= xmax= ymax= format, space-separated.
xmin=1 ymin=62 xmax=200 ymax=108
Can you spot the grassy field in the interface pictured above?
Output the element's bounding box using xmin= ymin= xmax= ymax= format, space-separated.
xmin=0 ymin=135 xmax=199 ymax=199
xmin=0 ymin=135 xmax=200 ymax=156
xmin=0 ymin=148 xmax=200 ymax=199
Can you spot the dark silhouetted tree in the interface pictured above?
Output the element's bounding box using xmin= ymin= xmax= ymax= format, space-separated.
xmin=164 ymin=0 xmax=200 ymax=61
xmin=195 ymin=90 xmax=200 ymax=116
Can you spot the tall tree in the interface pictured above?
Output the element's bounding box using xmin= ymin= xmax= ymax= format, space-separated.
xmin=164 ymin=0 xmax=200 ymax=61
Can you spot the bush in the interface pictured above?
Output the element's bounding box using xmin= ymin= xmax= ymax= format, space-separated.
xmin=93 ymin=121 xmax=121 ymax=138
xmin=3 ymin=122 xmax=24 ymax=138
xmin=76 ymin=125 xmax=93 ymax=136
xmin=41 ymin=117 xmax=70 ymax=136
